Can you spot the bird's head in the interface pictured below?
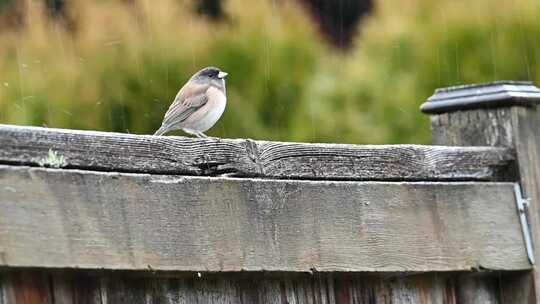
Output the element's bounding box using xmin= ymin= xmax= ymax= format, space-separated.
xmin=193 ymin=66 xmax=228 ymax=87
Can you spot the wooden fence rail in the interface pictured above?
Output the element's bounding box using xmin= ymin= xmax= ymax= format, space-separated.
xmin=0 ymin=124 xmax=513 ymax=181
xmin=1 ymin=81 xmax=539 ymax=304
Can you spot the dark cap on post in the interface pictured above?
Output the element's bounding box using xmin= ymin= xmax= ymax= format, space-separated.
xmin=421 ymin=81 xmax=540 ymax=114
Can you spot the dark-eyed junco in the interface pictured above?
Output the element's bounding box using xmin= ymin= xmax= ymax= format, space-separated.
xmin=154 ymin=66 xmax=228 ymax=137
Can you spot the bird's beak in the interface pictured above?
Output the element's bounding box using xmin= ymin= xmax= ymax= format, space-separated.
xmin=218 ymin=71 xmax=228 ymax=79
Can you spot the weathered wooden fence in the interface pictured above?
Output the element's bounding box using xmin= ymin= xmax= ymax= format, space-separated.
xmin=0 ymin=81 xmax=539 ymax=303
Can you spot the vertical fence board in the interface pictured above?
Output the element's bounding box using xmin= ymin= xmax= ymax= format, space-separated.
xmin=174 ymin=279 xmax=197 ymax=304
xmin=4 ymin=272 xmax=52 ymax=304
xmin=0 ymin=274 xmax=16 ymax=304
xmin=50 ymin=274 xmax=103 ymax=304
xmin=50 ymin=275 xmax=73 ymax=304
xmin=105 ymin=276 xmax=147 ymax=304
xmin=498 ymin=272 xmax=535 ymax=304
xmin=455 ymin=275 xmax=500 ymax=304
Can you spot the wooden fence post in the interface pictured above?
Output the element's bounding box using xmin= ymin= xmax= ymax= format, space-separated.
xmin=421 ymin=81 xmax=540 ymax=304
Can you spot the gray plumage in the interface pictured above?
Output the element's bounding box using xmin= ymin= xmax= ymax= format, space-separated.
xmin=154 ymin=66 xmax=228 ymax=137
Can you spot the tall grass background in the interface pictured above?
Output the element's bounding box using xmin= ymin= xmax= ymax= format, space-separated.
xmin=0 ymin=0 xmax=539 ymax=143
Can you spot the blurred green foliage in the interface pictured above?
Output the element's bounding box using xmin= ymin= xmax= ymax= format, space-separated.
xmin=0 ymin=0 xmax=539 ymax=144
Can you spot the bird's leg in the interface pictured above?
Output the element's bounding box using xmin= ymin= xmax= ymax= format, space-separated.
xmin=196 ymin=132 xmax=221 ymax=141
xmin=202 ymin=133 xmax=221 ymax=141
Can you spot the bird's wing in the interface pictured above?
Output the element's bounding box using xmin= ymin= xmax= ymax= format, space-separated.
xmin=160 ymin=82 xmax=210 ymax=130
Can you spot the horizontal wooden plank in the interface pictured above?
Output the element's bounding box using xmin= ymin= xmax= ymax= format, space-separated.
xmin=0 ymin=165 xmax=529 ymax=272
xmin=0 ymin=124 xmax=514 ymax=181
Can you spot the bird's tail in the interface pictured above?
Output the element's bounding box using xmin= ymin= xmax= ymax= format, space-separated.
xmin=153 ymin=126 xmax=168 ymax=136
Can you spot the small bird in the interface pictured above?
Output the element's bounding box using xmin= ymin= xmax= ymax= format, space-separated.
xmin=154 ymin=66 xmax=228 ymax=137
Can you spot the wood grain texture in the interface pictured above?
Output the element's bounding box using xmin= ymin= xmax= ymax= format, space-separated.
xmin=0 ymin=124 xmax=514 ymax=181
xmin=2 ymin=271 xmax=464 ymax=304
xmin=0 ymin=165 xmax=529 ymax=272
xmin=430 ymin=108 xmax=515 ymax=147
